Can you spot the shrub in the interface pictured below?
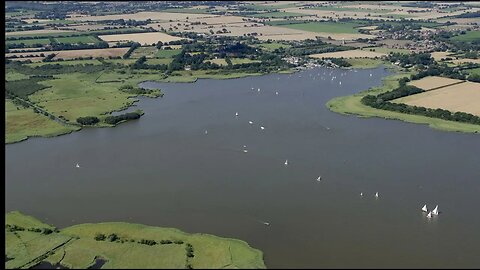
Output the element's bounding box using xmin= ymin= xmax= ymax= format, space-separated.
xmin=95 ymin=233 xmax=106 ymax=241
xmin=76 ymin=116 xmax=100 ymax=125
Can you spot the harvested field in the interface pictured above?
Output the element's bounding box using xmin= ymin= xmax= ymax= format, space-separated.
xmin=69 ymin=12 xmax=216 ymax=22
xmin=450 ymin=58 xmax=480 ymax=64
xmin=310 ymin=49 xmax=386 ymax=59
xmin=394 ymin=81 xmax=480 ymax=116
xmin=407 ymin=76 xmax=464 ymax=91
xmin=98 ymin=32 xmax=184 ymax=45
xmin=430 ymin=51 xmax=453 ymax=61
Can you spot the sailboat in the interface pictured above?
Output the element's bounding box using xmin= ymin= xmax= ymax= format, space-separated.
xmin=249 ymin=121 xmax=253 ymax=124
xmin=205 ymin=130 xmax=208 ymax=134
xmin=257 ymin=88 xmax=261 ymax=92
xmin=316 ymin=176 xmax=322 ymax=181
xmin=75 ymin=163 xmax=80 ymax=168
xmin=375 ymin=192 xmax=379 ymax=198
xmin=263 ymin=221 xmax=270 ymax=226
xmin=339 ymin=81 xmax=342 ymax=85
xmin=235 ymin=112 xmax=239 ymax=117
xmin=432 ymin=205 xmax=439 ymax=215
xmin=275 ymin=91 xmax=279 ymax=95
xmin=421 ymin=204 xmax=428 ymax=212
xmin=260 ymin=126 xmax=265 ymax=130
xmin=426 ymin=211 xmax=432 ymax=218
xmin=360 ymin=192 xmax=363 ymax=196
xmin=284 ymin=159 xmax=288 ymax=166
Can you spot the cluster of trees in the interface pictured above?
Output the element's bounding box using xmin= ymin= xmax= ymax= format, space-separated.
xmin=388 ymin=52 xmax=434 ymax=67
xmin=118 ymin=83 xmax=163 ymax=96
xmin=76 ymin=116 xmax=100 ymax=125
xmin=361 ymin=81 xmax=480 ymax=125
xmin=410 ymin=63 xmax=466 ymax=80
xmin=123 ymin=42 xmax=141 ymax=59
xmin=104 ymin=111 xmax=142 ymax=125
xmin=98 ymin=18 xmax=152 ymax=26
xmin=186 ymin=243 xmax=194 ymax=258
xmin=50 ymin=41 xmax=109 ymax=51
xmin=139 ymin=239 xmax=157 ymax=246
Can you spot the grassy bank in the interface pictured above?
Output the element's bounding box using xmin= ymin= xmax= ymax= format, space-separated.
xmin=5 ymin=99 xmax=79 ymax=144
xmin=326 ymin=73 xmax=480 ymax=133
xmin=6 ymin=211 xmax=266 ymax=269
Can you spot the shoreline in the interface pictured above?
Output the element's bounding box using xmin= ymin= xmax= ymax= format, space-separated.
xmin=326 ymin=71 xmax=480 ymax=134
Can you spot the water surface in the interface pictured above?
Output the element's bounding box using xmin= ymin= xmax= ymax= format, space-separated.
xmin=6 ymin=67 xmax=480 ymax=268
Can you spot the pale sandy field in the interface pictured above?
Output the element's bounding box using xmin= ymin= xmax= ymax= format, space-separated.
xmin=407 ymin=76 xmax=464 ymax=91
xmin=310 ymin=49 xmax=386 ymax=59
xmin=450 ymin=58 xmax=480 ymax=64
xmin=98 ymin=32 xmax=185 ymax=44
xmin=430 ymin=52 xmax=454 ymax=61
xmin=69 ymin=12 xmax=216 ymax=22
xmin=394 ymin=81 xmax=480 ymax=116
xmin=8 ymin=57 xmax=44 ymax=62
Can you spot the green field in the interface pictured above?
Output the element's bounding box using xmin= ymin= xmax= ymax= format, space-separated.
xmin=257 ymin=42 xmax=291 ymax=51
xmin=54 ymin=35 xmax=101 ymax=44
xmin=346 ymin=58 xmax=386 ymax=69
xmin=308 ymin=6 xmax=390 ymax=13
xmin=451 ymin=31 xmax=480 ymax=42
xmin=5 ymin=99 xmax=78 ymax=144
xmin=278 ymin=21 xmax=361 ymax=33
xmin=6 ymin=38 xmax=51 ymax=46
xmin=326 ymin=72 xmax=480 ymax=133
xmin=146 ymin=58 xmax=174 ymax=65
xmin=209 ymin=58 xmax=260 ymax=66
xmin=249 ymin=11 xmax=306 ymax=18
xmin=29 ymin=72 xmax=138 ymax=123
xmin=361 ymin=46 xmax=412 ymax=54
xmin=6 ymin=71 xmax=30 ymax=81
xmin=6 ymin=211 xmax=266 ymax=269
xmin=26 ymin=59 xmax=103 ymax=67
xmin=156 ymin=48 xmax=182 ymax=58
xmin=466 ymin=67 xmax=480 ymax=76
xmin=5 ymin=31 xmax=76 ymax=38
xmin=162 ymin=8 xmax=211 ymax=14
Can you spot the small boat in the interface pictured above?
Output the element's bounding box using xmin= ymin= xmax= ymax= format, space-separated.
xmin=205 ymin=130 xmax=208 ymax=134
xmin=260 ymin=126 xmax=265 ymax=130
xmin=284 ymin=159 xmax=288 ymax=166
xmin=75 ymin=163 xmax=80 ymax=168
xmin=432 ymin=205 xmax=439 ymax=215
xmin=257 ymin=88 xmax=260 ymax=92
xmin=339 ymin=81 xmax=342 ymax=85
xmin=426 ymin=211 xmax=432 ymax=218
xmin=263 ymin=222 xmax=270 ymax=226
xmin=235 ymin=112 xmax=239 ymax=117
xmin=375 ymin=192 xmax=379 ymax=198
xmin=316 ymin=176 xmax=322 ymax=181
xmin=275 ymin=91 xmax=278 ymax=95
xmin=243 ymin=149 xmax=248 ymax=153
xmin=421 ymin=204 xmax=428 ymax=212
xmin=360 ymin=192 xmax=363 ymax=196
xmin=369 ymin=73 xmax=372 ymax=77
xmin=249 ymin=121 xmax=253 ymax=124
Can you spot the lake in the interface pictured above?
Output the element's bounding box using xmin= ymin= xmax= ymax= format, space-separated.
xmin=5 ymin=67 xmax=480 ymax=268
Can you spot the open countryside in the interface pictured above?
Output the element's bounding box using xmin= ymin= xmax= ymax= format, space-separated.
xmin=5 ymin=1 xmax=480 ymax=269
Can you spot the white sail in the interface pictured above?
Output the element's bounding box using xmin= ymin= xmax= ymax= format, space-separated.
xmin=360 ymin=192 xmax=363 ymax=196
xmin=426 ymin=211 xmax=432 ymax=218
xmin=235 ymin=112 xmax=239 ymax=117
xmin=76 ymin=163 xmax=80 ymax=168
xmin=284 ymin=159 xmax=288 ymax=166
xmin=275 ymin=91 xmax=279 ymax=95
xmin=260 ymin=126 xmax=265 ymax=130
xmin=432 ymin=205 xmax=439 ymax=215
xmin=375 ymin=192 xmax=379 ymax=198
xmin=422 ymin=204 xmax=428 ymax=212
xmin=205 ymin=130 xmax=208 ymax=134
xmin=249 ymin=121 xmax=253 ymax=124
xmin=316 ymin=176 xmax=321 ymax=181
